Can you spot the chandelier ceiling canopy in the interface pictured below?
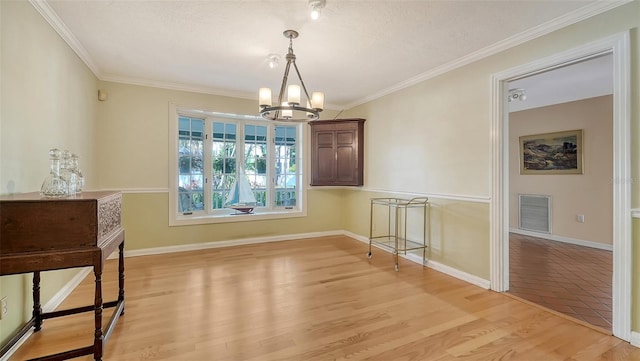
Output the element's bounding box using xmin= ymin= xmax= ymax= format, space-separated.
xmin=259 ymin=30 xmax=324 ymax=122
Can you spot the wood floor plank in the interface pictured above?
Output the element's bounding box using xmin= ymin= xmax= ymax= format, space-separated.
xmin=7 ymin=235 xmax=640 ymax=360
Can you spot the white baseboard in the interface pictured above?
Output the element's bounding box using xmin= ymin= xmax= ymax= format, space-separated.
xmin=631 ymin=331 xmax=640 ymax=348
xmin=0 ymin=267 xmax=92 ymax=361
xmin=421 ymin=258 xmax=491 ymax=289
xmin=110 ymin=229 xmax=490 ymax=290
xmin=43 ymin=268 xmax=92 ymax=312
xmin=107 ymin=230 xmax=344 ymax=259
xmin=509 ymin=228 xmax=613 ymax=251
xmin=343 ymin=231 xmax=490 ymax=289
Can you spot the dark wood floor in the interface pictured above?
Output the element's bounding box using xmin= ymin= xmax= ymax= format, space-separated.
xmin=10 ymin=236 xmax=637 ymax=360
xmin=508 ymin=232 xmax=613 ymax=330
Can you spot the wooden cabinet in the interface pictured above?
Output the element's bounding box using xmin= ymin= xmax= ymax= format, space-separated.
xmin=310 ymin=118 xmax=365 ymax=186
xmin=0 ymin=191 xmax=125 ymax=361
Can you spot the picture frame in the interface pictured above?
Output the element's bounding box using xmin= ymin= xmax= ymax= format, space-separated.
xmin=519 ymin=129 xmax=583 ymax=175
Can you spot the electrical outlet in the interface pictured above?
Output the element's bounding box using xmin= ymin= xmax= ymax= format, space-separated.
xmin=0 ymin=297 xmax=7 ymax=320
xmin=577 ymin=214 xmax=585 ymax=223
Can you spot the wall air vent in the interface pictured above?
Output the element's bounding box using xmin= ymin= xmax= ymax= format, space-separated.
xmin=519 ymin=194 xmax=551 ymax=234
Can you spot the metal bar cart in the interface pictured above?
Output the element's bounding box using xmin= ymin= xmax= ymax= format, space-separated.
xmin=368 ymin=197 xmax=429 ymax=271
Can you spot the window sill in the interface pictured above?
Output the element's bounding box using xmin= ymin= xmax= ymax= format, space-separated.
xmin=169 ymin=209 xmax=307 ymax=226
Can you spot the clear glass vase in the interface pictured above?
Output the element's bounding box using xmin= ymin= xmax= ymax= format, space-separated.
xmin=60 ymin=150 xmax=77 ymax=195
xmin=69 ymin=153 xmax=84 ymax=193
xmin=40 ymin=149 xmax=68 ymax=198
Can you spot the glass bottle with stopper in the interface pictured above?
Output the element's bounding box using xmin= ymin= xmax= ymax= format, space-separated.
xmin=69 ymin=153 xmax=84 ymax=193
xmin=40 ymin=148 xmax=68 ymax=198
xmin=60 ymin=150 xmax=78 ymax=195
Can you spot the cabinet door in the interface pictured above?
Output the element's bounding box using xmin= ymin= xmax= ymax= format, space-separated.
xmin=335 ymin=129 xmax=357 ymax=184
xmin=310 ymin=119 xmax=364 ymax=186
xmin=314 ymin=130 xmax=336 ymax=185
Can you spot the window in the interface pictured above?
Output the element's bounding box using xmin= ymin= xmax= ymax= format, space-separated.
xmin=178 ymin=116 xmax=205 ymax=212
xmin=170 ymin=105 xmax=306 ymax=225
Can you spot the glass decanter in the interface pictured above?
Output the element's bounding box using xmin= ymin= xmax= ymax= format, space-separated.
xmin=69 ymin=153 xmax=84 ymax=193
xmin=60 ymin=150 xmax=77 ymax=195
xmin=40 ymin=148 xmax=68 ymax=197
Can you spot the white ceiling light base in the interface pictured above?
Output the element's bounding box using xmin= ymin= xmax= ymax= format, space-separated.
xmin=309 ymin=0 xmax=326 ymax=20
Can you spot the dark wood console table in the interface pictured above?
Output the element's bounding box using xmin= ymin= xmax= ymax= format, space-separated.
xmin=0 ymin=191 xmax=125 ymax=361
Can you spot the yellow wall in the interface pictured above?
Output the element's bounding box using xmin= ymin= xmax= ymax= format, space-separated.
xmin=96 ymin=82 xmax=256 ymax=190
xmin=0 ymin=1 xmax=99 ymax=345
xmin=509 ymin=96 xmax=614 ymax=245
xmin=95 ymin=81 xmax=343 ymax=190
xmin=342 ymin=190 xmax=490 ymax=279
xmin=122 ymin=190 xmax=346 ymax=251
xmin=342 ymin=1 xmax=639 ymax=332
xmin=95 ymin=80 xmax=346 ymax=252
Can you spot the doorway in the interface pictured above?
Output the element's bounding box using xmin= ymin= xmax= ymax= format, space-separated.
xmin=489 ymin=32 xmax=631 ymax=341
xmin=506 ymin=55 xmax=614 ymax=330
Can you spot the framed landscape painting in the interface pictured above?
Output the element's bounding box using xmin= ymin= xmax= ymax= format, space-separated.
xmin=519 ymin=129 xmax=583 ymax=175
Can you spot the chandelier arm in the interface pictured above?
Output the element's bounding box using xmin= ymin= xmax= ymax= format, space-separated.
xmin=292 ymin=62 xmax=313 ymax=106
xmin=274 ymin=60 xmax=293 ymax=120
xmin=262 ymin=112 xmax=276 ymax=121
xmin=277 ymin=61 xmax=292 ymax=105
xmin=259 ymin=105 xmax=319 ymax=122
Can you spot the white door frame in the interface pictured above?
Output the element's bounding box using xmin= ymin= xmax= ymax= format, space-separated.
xmin=490 ymin=31 xmax=631 ymax=341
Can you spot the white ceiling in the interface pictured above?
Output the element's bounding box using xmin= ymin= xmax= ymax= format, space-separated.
xmin=508 ymin=53 xmax=613 ymax=112
xmin=39 ymin=0 xmax=625 ymax=110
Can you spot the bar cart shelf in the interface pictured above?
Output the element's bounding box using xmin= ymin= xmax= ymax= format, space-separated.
xmin=368 ymin=197 xmax=429 ymax=271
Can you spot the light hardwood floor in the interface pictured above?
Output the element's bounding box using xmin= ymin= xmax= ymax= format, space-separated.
xmin=9 ymin=236 xmax=640 ymax=360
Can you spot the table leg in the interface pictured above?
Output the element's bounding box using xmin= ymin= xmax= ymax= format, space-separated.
xmin=33 ymin=271 xmax=43 ymax=332
xmin=93 ymin=264 xmax=103 ymax=361
xmin=118 ymin=240 xmax=125 ymax=315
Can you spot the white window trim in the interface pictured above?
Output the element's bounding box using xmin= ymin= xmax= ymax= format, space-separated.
xmin=168 ymin=103 xmax=307 ymax=226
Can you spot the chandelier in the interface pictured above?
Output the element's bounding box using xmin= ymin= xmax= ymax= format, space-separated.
xmin=259 ymin=30 xmax=324 ymax=122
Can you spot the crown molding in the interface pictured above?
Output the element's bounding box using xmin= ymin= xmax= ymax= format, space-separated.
xmin=29 ymin=0 xmax=101 ymax=77
xmin=99 ymin=73 xmax=257 ymax=101
xmin=99 ymin=74 xmax=343 ymax=110
xmin=343 ymin=0 xmax=632 ymax=110
xmin=32 ymin=0 xmax=630 ymax=110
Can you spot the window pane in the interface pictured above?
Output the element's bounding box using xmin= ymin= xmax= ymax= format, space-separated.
xmin=225 ymin=142 xmax=236 ymax=157
xmin=274 ymin=125 xmax=298 ymax=207
xmin=244 ymin=124 xmax=268 ymax=178
xmin=245 ymin=125 xmax=256 ymax=140
xmin=177 ymin=116 xmax=204 ymax=212
xmin=257 ymin=126 xmax=267 ymax=142
xmin=212 ymin=120 xmax=239 ymax=209
xmin=242 ymin=124 xmax=268 ymax=208
xmin=212 ymin=141 xmax=223 ymax=157
xmin=225 ymin=123 xmax=236 ymax=140
xmin=213 ymin=122 xmax=225 ymax=139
